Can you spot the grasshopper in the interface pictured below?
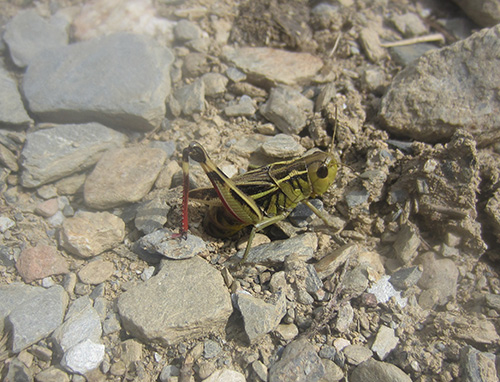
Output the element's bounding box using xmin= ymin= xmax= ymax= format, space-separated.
xmin=177 ymin=141 xmax=338 ymax=263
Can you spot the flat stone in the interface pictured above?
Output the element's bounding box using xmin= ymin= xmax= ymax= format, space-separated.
xmin=0 ymin=283 xmax=44 ymax=333
xmin=343 ymin=345 xmax=373 ymax=366
xmin=260 ymin=87 xmax=314 ymax=135
xmin=275 ymin=323 xmax=299 ymax=342
xmin=16 ymin=245 xmax=69 ymax=283
xmin=269 ymin=338 xmax=325 ymax=382
xmin=173 ymin=79 xmax=205 ymax=116
xmin=174 ymin=19 xmax=202 ymax=42
xmin=134 ymin=228 xmax=207 ymax=260
xmin=60 ymin=339 xmax=105 ymax=374
xmin=371 ymin=325 xmax=399 ymax=360
xmin=224 ymin=96 xmax=256 ymax=117
xmin=35 ymin=366 xmax=70 ymax=382
xmin=84 ymin=146 xmax=167 ymax=209
xmin=120 ymin=339 xmax=143 ymax=368
xmin=224 ymin=47 xmax=323 ymax=87
xmin=261 ymin=134 xmax=306 ymax=158
xmin=19 ymin=123 xmax=127 ymax=188
xmin=350 ymin=358 xmax=412 ymax=382
xmin=380 ymin=25 xmax=500 ymax=145
xmin=52 ymin=296 xmax=102 ymax=354
xmin=5 ymin=358 xmax=32 ymax=382
xmin=59 ymin=211 xmax=125 ymax=258
xmin=0 ymin=67 xmax=33 ymax=126
xmin=203 ymin=369 xmax=246 ymax=382
xmin=452 ymin=0 xmax=500 ymax=27
xmin=134 ymin=198 xmax=170 ymax=234
xmin=359 ymin=28 xmax=386 ymax=62
xmin=234 ymin=232 xmax=318 ymax=264
xmin=393 ymin=224 xmax=421 ymax=265
xmin=78 ymin=259 xmax=114 ymax=284
xmin=201 ymin=72 xmax=228 ymax=96
xmin=6 ymin=285 xmax=68 ymax=353
xmin=417 ymin=252 xmax=459 ymax=305
xmin=389 ymin=266 xmax=422 ymax=290
xmin=3 ymin=9 xmax=68 ymax=68
xmin=117 ymin=256 xmax=232 ymax=345
xmin=23 ymin=33 xmax=174 ymax=131
xmin=234 ymin=291 xmax=286 ymax=344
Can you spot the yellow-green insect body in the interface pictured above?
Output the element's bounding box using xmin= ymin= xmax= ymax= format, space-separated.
xmin=179 ymin=142 xmax=338 ymax=263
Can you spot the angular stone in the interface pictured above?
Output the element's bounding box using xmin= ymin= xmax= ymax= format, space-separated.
xmin=393 ymin=224 xmax=421 ymax=265
xmin=23 ymin=33 xmax=174 ymax=131
xmin=224 ymin=47 xmax=323 ymax=87
xmin=0 ymin=67 xmax=33 ymax=126
xmin=16 ymin=244 xmax=69 ymax=283
xmin=35 ymin=366 xmax=70 ymax=382
xmin=260 ymin=87 xmax=314 ymax=135
xmin=371 ymin=325 xmax=399 ymax=360
xmin=234 ymin=291 xmax=286 ymax=344
xmin=117 ymin=256 xmax=232 ymax=345
xmin=60 ymin=339 xmax=105 ymax=374
xmin=0 ymin=284 xmax=44 ymax=333
xmin=234 ymin=233 xmax=318 ymax=264
xmin=20 ymin=123 xmax=127 ymax=188
xmin=417 ymin=252 xmax=458 ymax=305
xmin=52 ymin=296 xmax=102 ymax=354
xmin=84 ymin=146 xmax=167 ymax=209
xmin=343 ymin=345 xmax=373 ymax=365
xmin=380 ymin=25 xmax=500 ymax=144
xmin=3 ymin=9 xmax=68 ymax=68
xmin=59 ymin=211 xmax=125 ymax=258
xmin=203 ymin=369 xmax=246 ymax=382
xmin=173 ymin=79 xmax=205 ymax=116
xmin=269 ymin=338 xmax=325 ymax=382
xmin=6 ymin=285 xmax=68 ymax=353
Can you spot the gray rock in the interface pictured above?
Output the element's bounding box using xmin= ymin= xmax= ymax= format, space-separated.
xmin=6 ymin=285 xmax=68 ymax=353
xmin=117 ymin=256 xmax=232 ymax=345
xmin=5 ymin=358 xmax=33 ymax=382
xmin=260 ymin=87 xmax=314 ymax=135
xmin=459 ymin=345 xmax=498 ymax=382
xmin=84 ymin=146 xmax=167 ymax=209
xmin=173 ymin=79 xmax=205 ymax=116
xmin=335 ymin=301 xmax=354 ymax=333
xmin=359 ymin=28 xmax=386 ymax=62
xmin=3 ymin=10 xmax=68 ymax=68
xmin=19 ymin=123 xmax=126 ymax=188
xmin=343 ymin=345 xmax=373 ymax=365
xmin=0 ymin=67 xmax=33 ymax=126
xmin=371 ymin=325 xmax=399 ymax=360
xmin=234 ymin=291 xmax=286 ymax=343
xmin=0 ymin=216 xmax=15 ymax=233
xmin=234 ymin=232 xmax=318 ymax=264
xmin=159 ymin=365 xmax=180 ymax=382
xmin=203 ymin=340 xmax=222 ymax=359
xmin=342 ymin=266 xmax=369 ymax=298
xmin=269 ymin=338 xmax=325 ymax=382
xmin=393 ymin=223 xmax=421 ymax=265
xmin=59 ymin=211 xmax=125 ymax=258
xmin=226 ymin=67 xmax=246 ymax=82
xmin=60 ymin=338 xmax=105 ymax=374
xmin=289 ymin=199 xmax=324 ymax=228
xmin=417 ymin=252 xmax=459 ymax=305
xmin=134 ymin=198 xmax=170 ymax=234
xmin=350 ymin=358 xmax=412 ymax=382
xmin=23 ymin=33 xmax=174 ymax=131
xmin=321 ymin=358 xmax=344 ymax=382
xmin=389 ymin=266 xmax=422 ymax=290
xmin=345 ymin=188 xmax=369 ymax=208
xmin=103 ymin=312 xmax=122 ymax=335
xmin=389 ymin=43 xmax=437 ymax=66
xmin=452 ymin=0 xmax=500 ymax=27
xmin=201 ymin=72 xmax=228 ymax=96
xmin=390 ymin=13 xmax=428 ymax=37
xmin=174 ymin=19 xmax=203 ymax=42
xmin=261 ymin=134 xmax=306 ymax=158
xmin=224 ymin=95 xmax=256 ymax=117
xmin=380 ymin=25 xmax=500 ymax=145
xmin=135 ymin=228 xmax=207 ymax=260
xmin=52 ymin=296 xmax=102 ymax=354
xmin=224 ymin=47 xmax=323 ymax=87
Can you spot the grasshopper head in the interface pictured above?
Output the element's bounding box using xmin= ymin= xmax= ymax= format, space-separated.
xmin=307 ymin=151 xmax=338 ymax=197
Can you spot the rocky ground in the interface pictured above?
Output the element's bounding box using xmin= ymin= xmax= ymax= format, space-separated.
xmin=1 ymin=0 xmax=500 ymax=381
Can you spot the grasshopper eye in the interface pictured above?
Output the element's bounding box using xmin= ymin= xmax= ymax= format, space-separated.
xmin=316 ymin=165 xmax=329 ymax=179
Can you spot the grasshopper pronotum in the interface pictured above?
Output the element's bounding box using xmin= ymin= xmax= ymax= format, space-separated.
xmin=177 ymin=139 xmax=339 ymax=264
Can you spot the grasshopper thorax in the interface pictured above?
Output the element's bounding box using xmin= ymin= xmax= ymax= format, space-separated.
xmin=306 ymin=151 xmax=338 ymax=197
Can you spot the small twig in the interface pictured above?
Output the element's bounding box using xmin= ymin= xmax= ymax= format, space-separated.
xmin=380 ymin=33 xmax=445 ymax=48
xmin=329 ymin=32 xmax=342 ymax=57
